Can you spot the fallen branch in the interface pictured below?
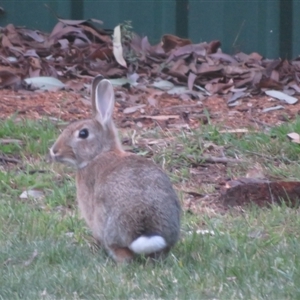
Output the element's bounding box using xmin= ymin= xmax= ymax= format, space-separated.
xmin=0 ymin=155 xmax=22 ymax=164
xmin=221 ymin=178 xmax=300 ymax=207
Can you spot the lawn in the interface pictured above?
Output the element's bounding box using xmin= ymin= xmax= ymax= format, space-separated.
xmin=1 ymin=117 xmax=300 ymax=299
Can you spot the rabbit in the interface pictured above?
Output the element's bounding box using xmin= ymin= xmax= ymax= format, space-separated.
xmin=49 ymin=75 xmax=181 ymax=263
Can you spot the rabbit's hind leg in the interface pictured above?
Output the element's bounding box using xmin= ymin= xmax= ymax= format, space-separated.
xmin=108 ymin=246 xmax=135 ymax=263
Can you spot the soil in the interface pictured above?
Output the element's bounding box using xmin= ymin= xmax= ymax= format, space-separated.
xmin=1 ymin=86 xmax=299 ymax=129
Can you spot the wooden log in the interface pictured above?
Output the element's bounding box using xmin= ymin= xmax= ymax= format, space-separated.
xmin=221 ymin=178 xmax=300 ymax=207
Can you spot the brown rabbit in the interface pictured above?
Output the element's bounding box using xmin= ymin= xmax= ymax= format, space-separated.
xmin=50 ymin=76 xmax=181 ymax=263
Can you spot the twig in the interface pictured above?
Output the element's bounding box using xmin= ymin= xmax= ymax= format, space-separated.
xmin=249 ymin=117 xmax=274 ymax=129
xmin=244 ymin=150 xmax=293 ymax=163
xmin=23 ymin=249 xmax=38 ymax=267
xmin=3 ymin=258 xmax=12 ymax=266
xmin=232 ymin=19 xmax=246 ymax=48
xmin=0 ymin=155 xmax=22 ymax=164
xmin=162 ymin=104 xmax=202 ymax=111
xmin=187 ymin=155 xmax=245 ymax=164
xmin=0 ymin=138 xmax=22 ymax=145
xmin=244 ymin=150 xmax=273 ymax=160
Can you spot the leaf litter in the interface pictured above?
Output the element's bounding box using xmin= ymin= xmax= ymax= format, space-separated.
xmin=0 ymin=18 xmax=300 ymax=129
xmin=2 ymin=18 xmax=300 ymax=213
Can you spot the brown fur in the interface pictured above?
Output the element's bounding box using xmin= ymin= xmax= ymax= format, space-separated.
xmin=109 ymin=247 xmax=135 ymax=263
xmin=50 ymin=77 xmax=181 ymax=263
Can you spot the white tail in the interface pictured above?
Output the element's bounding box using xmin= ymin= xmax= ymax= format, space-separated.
xmin=129 ymin=235 xmax=167 ymax=255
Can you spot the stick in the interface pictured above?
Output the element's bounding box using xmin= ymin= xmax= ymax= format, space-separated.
xmin=187 ymin=155 xmax=245 ymax=164
xmin=162 ymin=104 xmax=202 ymax=110
xmin=0 ymin=155 xmax=22 ymax=164
xmin=0 ymin=138 xmax=22 ymax=145
xmin=23 ymin=249 xmax=38 ymax=267
xmin=249 ymin=117 xmax=274 ymax=128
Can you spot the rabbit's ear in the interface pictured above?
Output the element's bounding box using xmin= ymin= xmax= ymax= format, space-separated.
xmin=92 ymin=77 xmax=115 ymax=126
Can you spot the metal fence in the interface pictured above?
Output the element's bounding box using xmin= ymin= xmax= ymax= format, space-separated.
xmin=0 ymin=0 xmax=297 ymax=59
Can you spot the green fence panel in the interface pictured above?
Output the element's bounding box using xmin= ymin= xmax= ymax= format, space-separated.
xmin=0 ymin=1 xmax=71 ymax=32
xmin=293 ymin=0 xmax=300 ymax=58
xmin=83 ymin=0 xmax=176 ymax=44
xmin=0 ymin=0 xmax=299 ymax=59
xmin=189 ymin=0 xmax=280 ymax=58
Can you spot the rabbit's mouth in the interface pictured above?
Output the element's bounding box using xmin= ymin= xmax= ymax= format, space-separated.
xmin=49 ymin=147 xmax=78 ymax=167
xmin=53 ymin=155 xmax=76 ymax=166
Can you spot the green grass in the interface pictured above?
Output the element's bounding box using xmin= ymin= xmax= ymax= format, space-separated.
xmin=2 ymin=117 xmax=300 ymax=299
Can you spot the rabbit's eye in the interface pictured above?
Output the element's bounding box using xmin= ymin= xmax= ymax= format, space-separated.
xmin=78 ymin=128 xmax=89 ymax=139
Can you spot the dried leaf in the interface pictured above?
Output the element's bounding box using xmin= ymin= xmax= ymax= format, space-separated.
xmin=234 ymin=52 xmax=250 ymax=62
xmin=57 ymin=39 xmax=69 ymax=49
xmin=29 ymin=67 xmax=41 ymax=78
xmin=290 ymin=83 xmax=300 ymax=94
xmin=28 ymin=57 xmax=42 ymax=69
xmin=259 ymin=78 xmax=283 ymax=90
xmin=166 ymin=43 xmax=207 ymax=63
xmin=170 ymin=58 xmax=189 ymax=73
xmin=143 ymin=115 xmax=179 ymax=121
xmin=65 ymin=80 xmax=85 ymax=91
xmin=161 ymin=34 xmax=192 ymax=53
xmin=209 ymin=53 xmax=238 ymax=64
xmin=127 ymin=72 xmax=139 ymax=84
xmin=57 ymin=18 xmax=103 ymax=26
xmin=152 ymin=80 xmax=174 ymax=90
xmin=188 ymin=72 xmax=196 ymax=90
xmin=197 ymin=64 xmax=223 ymax=75
xmin=109 ymin=78 xmax=132 ymax=86
xmin=123 ymin=104 xmax=146 ymax=114
xmin=48 ymin=21 xmax=64 ymax=41
xmin=19 ymin=28 xmax=44 ymax=42
xmin=80 ymin=24 xmax=111 ymax=43
xmin=227 ymin=101 xmax=240 ymax=107
xmin=265 ymin=90 xmax=298 ymax=104
xmin=227 ymin=91 xmax=247 ymax=104
xmin=24 ymin=49 xmax=39 ymax=57
xmin=207 ymin=40 xmax=221 ymax=54
xmin=106 ymin=68 xmax=125 ymax=77
xmin=264 ymin=59 xmax=281 ymax=77
xmin=147 ymin=97 xmax=157 ymax=107
xmin=24 ymin=77 xmax=65 ymax=91
xmin=20 ymin=190 xmax=44 ymax=199
xmin=287 ymin=132 xmax=300 ymax=144
xmin=219 ymin=129 xmax=250 ymax=133
xmin=112 ymin=25 xmax=127 ymax=68
xmin=283 ymin=89 xmax=295 ymax=96
xmin=0 ymin=70 xmax=21 ymax=88
xmin=270 ymin=70 xmax=279 ymax=82
xmin=2 ymin=35 xmax=13 ymax=48
xmin=249 ymin=52 xmax=263 ymax=61
xmin=205 ymin=81 xmax=234 ymax=95
xmin=262 ymin=105 xmax=284 ymax=113
xmin=49 ymin=26 xmax=88 ymax=44
xmin=224 ymin=65 xmax=249 ymax=76
xmin=141 ymin=36 xmax=151 ymax=52
xmin=167 ymin=86 xmax=189 ymax=95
